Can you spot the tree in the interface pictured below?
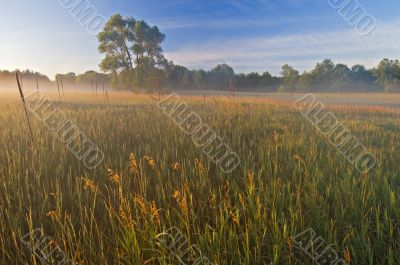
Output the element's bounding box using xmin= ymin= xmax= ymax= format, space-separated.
xmin=310 ymin=59 xmax=335 ymax=91
xmin=234 ymin=71 xmax=280 ymax=91
xmin=332 ymin=64 xmax=350 ymax=91
xmin=192 ymin=69 xmax=206 ymax=89
xmin=165 ymin=64 xmax=191 ymax=89
xmin=98 ymin=14 xmax=136 ymax=73
xmin=98 ymin=14 xmax=166 ymax=91
xmin=279 ymin=64 xmax=299 ymax=95
xmin=349 ymin=65 xmax=378 ymax=91
xmin=132 ymin=20 xmax=166 ymax=68
xmin=209 ymin=64 xmax=235 ymax=89
xmin=260 ymin=71 xmax=280 ymax=90
xmin=374 ymin=59 xmax=400 ymax=91
xmin=132 ymin=20 xmax=166 ymax=89
xmin=245 ymin=72 xmax=261 ymax=88
xmin=297 ymin=71 xmax=312 ymax=92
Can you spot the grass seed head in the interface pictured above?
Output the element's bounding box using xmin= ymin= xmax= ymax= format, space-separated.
xmin=107 ymin=169 xmax=121 ymax=184
xmin=171 ymin=162 xmax=181 ymax=172
xmin=143 ymin=155 xmax=156 ymax=170
xmin=129 ymin=153 xmax=140 ymax=175
xmin=46 ymin=211 xmax=61 ymax=222
xmin=81 ymin=177 xmax=98 ymax=193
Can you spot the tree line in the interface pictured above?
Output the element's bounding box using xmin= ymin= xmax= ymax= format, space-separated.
xmin=0 ymin=70 xmax=52 ymax=90
xmin=94 ymin=14 xmax=400 ymax=93
xmin=5 ymin=59 xmax=400 ymax=93
xmin=55 ymin=71 xmax=110 ymax=90
xmin=0 ymin=69 xmax=50 ymax=83
xmin=152 ymin=58 xmax=400 ymax=93
xmin=0 ymin=69 xmax=110 ymax=91
xmin=2 ymin=14 xmax=400 ymax=93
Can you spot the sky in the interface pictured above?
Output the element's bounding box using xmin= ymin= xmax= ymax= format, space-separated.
xmin=1 ymin=0 xmax=400 ymax=79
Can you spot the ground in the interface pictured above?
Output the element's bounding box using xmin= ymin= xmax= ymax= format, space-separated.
xmin=0 ymin=90 xmax=399 ymax=264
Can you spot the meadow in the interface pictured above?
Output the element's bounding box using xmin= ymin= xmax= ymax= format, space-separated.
xmin=0 ymin=91 xmax=399 ymax=264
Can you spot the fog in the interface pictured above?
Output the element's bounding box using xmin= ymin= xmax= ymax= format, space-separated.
xmin=175 ymin=90 xmax=400 ymax=109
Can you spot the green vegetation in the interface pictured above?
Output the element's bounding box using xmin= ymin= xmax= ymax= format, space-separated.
xmin=55 ymin=71 xmax=110 ymax=89
xmin=91 ymin=14 xmax=400 ymax=93
xmin=0 ymin=92 xmax=399 ymax=264
xmin=5 ymin=14 xmax=400 ymax=93
xmin=97 ymin=14 xmax=166 ymax=91
xmin=0 ymin=70 xmax=52 ymax=89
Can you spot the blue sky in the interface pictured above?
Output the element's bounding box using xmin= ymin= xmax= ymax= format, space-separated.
xmin=1 ymin=0 xmax=400 ymax=78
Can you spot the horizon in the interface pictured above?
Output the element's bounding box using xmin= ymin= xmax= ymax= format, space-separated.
xmin=0 ymin=57 xmax=395 ymax=82
xmin=1 ymin=0 xmax=400 ymax=78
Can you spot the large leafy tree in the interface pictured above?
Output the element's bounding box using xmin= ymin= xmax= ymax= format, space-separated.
xmin=98 ymin=14 xmax=166 ymax=90
xmin=98 ymin=14 xmax=135 ymax=73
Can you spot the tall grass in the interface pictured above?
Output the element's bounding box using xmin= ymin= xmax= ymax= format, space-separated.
xmin=0 ymin=92 xmax=399 ymax=264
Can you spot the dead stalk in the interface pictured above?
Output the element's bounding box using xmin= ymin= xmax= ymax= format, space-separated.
xmin=60 ymin=77 xmax=65 ymax=98
xmin=56 ymin=77 xmax=61 ymax=100
xmin=16 ymin=73 xmax=34 ymax=145
xmin=103 ymin=79 xmax=109 ymax=102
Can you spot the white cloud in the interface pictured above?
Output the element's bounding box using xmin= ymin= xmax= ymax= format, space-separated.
xmin=154 ymin=14 xmax=322 ymax=30
xmin=165 ymin=17 xmax=400 ymax=74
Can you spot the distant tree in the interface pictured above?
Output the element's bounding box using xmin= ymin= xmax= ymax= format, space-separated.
xmin=374 ymin=59 xmax=400 ymax=91
xmin=209 ymin=64 xmax=235 ymax=89
xmin=165 ymin=64 xmax=191 ymax=89
xmin=279 ymin=64 xmax=299 ymax=95
xmin=260 ymin=71 xmax=280 ymax=89
xmin=192 ymin=69 xmax=206 ymax=89
xmin=235 ymin=73 xmax=248 ymax=88
xmin=235 ymin=71 xmax=280 ymax=91
xmin=309 ymin=59 xmax=335 ymax=91
xmin=16 ymin=70 xmax=50 ymax=82
xmin=349 ymin=65 xmax=379 ymax=91
xmin=63 ymin=72 xmax=77 ymax=83
xmin=332 ymin=64 xmax=350 ymax=92
xmin=246 ymin=72 xmax=261 ymax=88
xmin=0 ymin=69 xmax=51 ymax=89
xmin=297 ymin=71 xmax=312 ymax=92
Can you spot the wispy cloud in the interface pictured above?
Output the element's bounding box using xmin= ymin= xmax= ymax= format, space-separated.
xmin=150 ymin=0 xmax=327 ymax=30
xmin=165 ymin=17 xmax=400 ymax=74
xmin=154 ymin=15 xmax=321 ymax=30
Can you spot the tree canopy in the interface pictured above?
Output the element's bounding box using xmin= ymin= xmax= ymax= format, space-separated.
xmin=97 ymin=14 xmax=166 ymax=91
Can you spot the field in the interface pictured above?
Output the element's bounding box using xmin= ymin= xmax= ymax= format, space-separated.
xmin=0 ymin=91 xmax=399 ymax=264
xmin=178 ymin=90 xmax=400 ymax=109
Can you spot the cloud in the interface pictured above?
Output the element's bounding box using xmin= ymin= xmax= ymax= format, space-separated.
xmin=150 ymin=0 xmax=327 ymax=30
xmin=164 ymin=17 xmax=400 ymax=74
xmin=155 ymin=15 xmax=317 ymax=30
